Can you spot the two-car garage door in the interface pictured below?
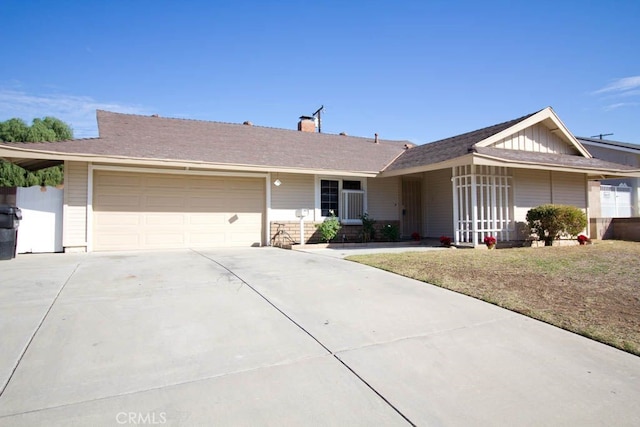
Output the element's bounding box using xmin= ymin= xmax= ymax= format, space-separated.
xmin=93 ymin=171 xmax=264 ymax=250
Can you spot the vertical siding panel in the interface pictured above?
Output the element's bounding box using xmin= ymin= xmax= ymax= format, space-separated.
xmin=367 ymin=177 xmax=400 ymax=220
xmin=488 ymin=123 xmax=579 ymax=155
xmin=513 ymin=169 xmax=589 ymax=230
xmin=524 ymin=128 xmax=533 ymax=151
xmin=424 ymin=169 xmax=453 ymax=237
xmin=551 ymin=171 xmax=586 ymax=208
xmin=513 ymin=169 xmax=551 ymax=223
xmin=270 ymin=173 xmax=315 ymax=220
xmin=63 ymin=161 xmax=88 ymax=251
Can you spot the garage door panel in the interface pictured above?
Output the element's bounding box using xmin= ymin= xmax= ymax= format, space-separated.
xmin=188 ymin=213 xmax=227 ymax=225
xmin=97 ymin=173 xmax=143 ymax=188
xmin=190 ymin=178 xmax=225 ymax=191
xmin=187 ymin=197 xmax=227 ymax=211
xmin=144 ymin=213 xmax=186 ymax=226
xmin=188 ymin=232 xmax=226 ymax=246
xmin=144 ymin=195 xmax=186 ymax=210
xmin=144 ymin=232 xmax=186 ymax=246
xmin=145 ymin=175 xmax=186 ymax=189
xmin=95 ymin=213 xmax=141 ymax=227
xmin=228 ymin=178 xmax=263 ymax=189
xmin=93 ymin=171 xmax=264 ymax=250
xmin=94 ymin=232 xmax=141 ymax=250
xmin=94 ymin=195 xmax=142 ymax=210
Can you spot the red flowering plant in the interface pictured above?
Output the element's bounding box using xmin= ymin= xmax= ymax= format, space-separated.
xmin=440 ymin=235 xmax=452 ymax=246
xmin=577 ymin=234 xmax=591 ymax=245
xmin=411 ymin=232 xmax=421 ymax=241
xmin=483 ymin=235 xmax=497 ymax=248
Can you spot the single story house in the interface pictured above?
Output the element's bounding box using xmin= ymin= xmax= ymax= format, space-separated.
xmin=1 ymin=107 xmax=639 ymax=252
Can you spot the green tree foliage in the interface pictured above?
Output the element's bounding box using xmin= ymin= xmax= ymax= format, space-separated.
xmin=526 ymin=204 xmax=587 ymax=246
xmin=0 ymin=116 xmax=73 ymax=187
xmin=0 ymin=118 xmax=29 ymax=142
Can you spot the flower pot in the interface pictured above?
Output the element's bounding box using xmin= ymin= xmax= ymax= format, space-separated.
xmin=486 ymin=244 xmax=496 ymax=250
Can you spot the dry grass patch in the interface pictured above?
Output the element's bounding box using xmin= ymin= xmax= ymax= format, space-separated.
xmin=347 ymin=241 xmax=640 ymax=356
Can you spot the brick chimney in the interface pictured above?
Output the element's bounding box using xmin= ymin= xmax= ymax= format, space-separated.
xmin=298 ymin=116 xmax=316 ymax=132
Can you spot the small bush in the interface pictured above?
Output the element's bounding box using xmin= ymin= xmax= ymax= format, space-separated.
xmin=316 ymin=211 xmax=341 ymax=243
xmin=526 ymin=204 xmax=587 ymax=246
xmin=381 ymin=224 xmax=400 ymax=241
xmin=360 ymin=213 xmax=376 ymax=243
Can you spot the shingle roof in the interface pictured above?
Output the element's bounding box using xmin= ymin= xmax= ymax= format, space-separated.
xmin=384 ymin=110 xmax=639 ymax=174
xmin=577 ymin=136 xmax=640 ymax=152
xmin=475 ymin=147 xmax=639 ymax=172
xmin=3 ymin=110 xmax=638 ymax=176
xmin=384 ymin=112 xmax=538 ymax=171
xmin=2 ymin=111 xmax=412 ymax=174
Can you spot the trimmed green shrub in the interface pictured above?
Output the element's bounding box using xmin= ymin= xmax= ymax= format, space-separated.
xmin=316 ymin=211 xmax=341 ymax=243
xmin=381 ymin=223 xmax=400 ymax=242
xmin=526 ymin=204 xmax=587 ymax=246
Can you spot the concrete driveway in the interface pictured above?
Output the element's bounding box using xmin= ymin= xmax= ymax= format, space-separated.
xmin=1 ymin=248 xmax=639 ymax=426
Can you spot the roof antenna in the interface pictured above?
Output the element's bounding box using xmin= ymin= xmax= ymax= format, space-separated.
xmin=590 ymin=133 xmax=613 ymax=140
xmin=312 ymin=105 xmax=324 ymax=133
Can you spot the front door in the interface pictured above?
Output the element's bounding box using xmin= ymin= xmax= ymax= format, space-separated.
xmin=402 ymin=178 xmax=422 ymax=238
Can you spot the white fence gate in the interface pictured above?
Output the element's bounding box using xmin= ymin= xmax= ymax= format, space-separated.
xmin=600 ymin=184 xmax=632 ymax=218
xmin=16 ymin=186 xmax=64 ymax=253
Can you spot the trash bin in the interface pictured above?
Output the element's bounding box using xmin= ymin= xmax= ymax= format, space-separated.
xmin=0 ymin=204 xmax=22 ymax=260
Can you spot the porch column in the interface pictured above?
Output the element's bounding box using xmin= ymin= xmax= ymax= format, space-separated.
xmin=470 ymin=170 xmax=478 ymax=246
xmin=635 ymin=178 xmax=640 ymax=217
xmin=451 ymin=167 xmax=459 ymax=244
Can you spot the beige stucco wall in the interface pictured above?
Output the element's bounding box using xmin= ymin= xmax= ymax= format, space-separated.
xmin=63 ymin=161 xmax=89 ymax=252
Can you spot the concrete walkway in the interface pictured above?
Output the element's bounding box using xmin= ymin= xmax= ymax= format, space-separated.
xmin=1 ymin=248 xmax=639 ymax=426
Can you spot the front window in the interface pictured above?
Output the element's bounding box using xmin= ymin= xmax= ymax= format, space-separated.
xmin=321 ymin=180 xmax=339 ymax=216
xmin=320 ymin=179 xmax=365 ymax=223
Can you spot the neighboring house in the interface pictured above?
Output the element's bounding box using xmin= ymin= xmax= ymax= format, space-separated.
xmin=0 ymin=107 xmax=638 ymax=252
xmin=576 ymin=136 xmax=640 ymax=218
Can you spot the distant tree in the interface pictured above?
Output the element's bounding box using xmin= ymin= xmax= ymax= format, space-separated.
xmin=0 ymin=118 xmax=29 ymax=142
xmin=0 ymin=116 xmax=73 ymax=187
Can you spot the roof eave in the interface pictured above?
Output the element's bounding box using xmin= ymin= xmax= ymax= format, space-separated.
xmin=0 ymin=145 xmax=379 ymax=177
xmin=473 ymin=153 xmax=640 ymax=178
xmin=378 ymin=155 xmax=474 ymax=177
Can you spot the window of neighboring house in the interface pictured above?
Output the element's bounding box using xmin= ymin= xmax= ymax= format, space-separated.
xmin=320 ymin=179 xmax=365 ymax=223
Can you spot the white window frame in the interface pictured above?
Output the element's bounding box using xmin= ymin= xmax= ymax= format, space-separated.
xmin=315 ymin=176 xmax=367 ymax=225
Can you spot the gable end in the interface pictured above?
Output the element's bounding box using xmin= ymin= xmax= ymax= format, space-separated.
xmin=474 ymin=107 xmax=592 ymax=158
xmin=489 ymin=122 xmax=579 ymax=155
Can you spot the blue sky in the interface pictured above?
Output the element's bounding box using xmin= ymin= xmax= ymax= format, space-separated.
xmin=1 ymin=0 xmax=639 ymax=144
